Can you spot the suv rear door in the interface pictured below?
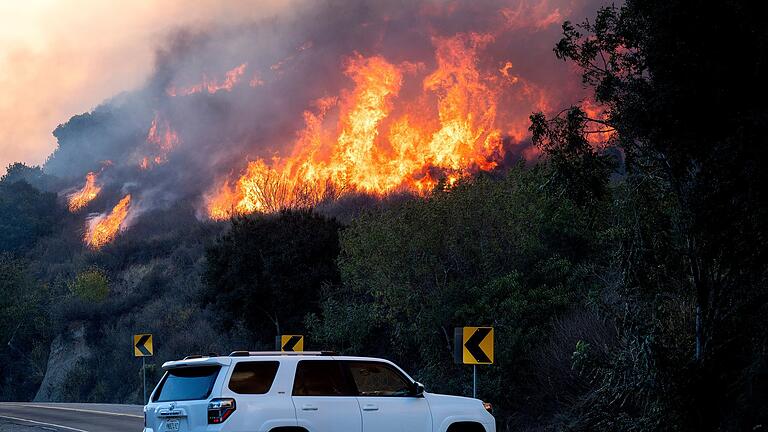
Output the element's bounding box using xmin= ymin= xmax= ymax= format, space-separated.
xmin=147 ymin=365 xmax=223 ymax=432
xmin=292 ymin=359 xmax=362 ymax=432
xmin=346 ymin=361 xmax=432 ymax=432
xmin=218 ymin=360 xmax=296 ymax=431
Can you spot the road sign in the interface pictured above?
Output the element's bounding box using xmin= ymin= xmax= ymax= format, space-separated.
xmin=134 ymin=334 xmax=153 ymax=357
xmin=454 ymin=327 xmax=494 ymax=365
xmin=276 ymin=335 xmax=304 ymax=352
xmin=134 ymin=333 xmax=153 ymax=404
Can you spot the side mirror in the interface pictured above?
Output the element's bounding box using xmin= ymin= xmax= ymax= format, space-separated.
xmin=412 ymin=382 xmax=425 ymax=397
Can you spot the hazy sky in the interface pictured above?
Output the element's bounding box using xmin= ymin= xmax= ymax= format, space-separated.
xmin=0 ymin=0 xmax=296 ymax=174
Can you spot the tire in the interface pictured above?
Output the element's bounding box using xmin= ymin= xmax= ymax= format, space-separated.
xmin=446 ymin=422 xmax=486 ymax=432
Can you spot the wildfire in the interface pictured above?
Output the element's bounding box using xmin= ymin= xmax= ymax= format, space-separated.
xmin=140 ymin=113 xmax=180 ymax=168
xmin=581 ymin=99 xmax=615 ymax=144
xmin=67 ymin=172 xmax=101 ymax=212
xmin=499 ymin=61 xmax=519 ymax=84
xmin=166 ymin=63 xmax=247 ymax=97
xmin=48 ymin=1 xmax=586 ymax=247
xmin=206 ymin=33 xmax=515 ymax=219
xmin=249 ymin=74 xmax=265 ymax=87
xmin=84 ymin=194 xmax=132 ymax=249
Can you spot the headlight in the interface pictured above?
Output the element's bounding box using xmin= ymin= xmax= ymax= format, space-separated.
xmin=482 ymin=401 xmax=493 ymax=414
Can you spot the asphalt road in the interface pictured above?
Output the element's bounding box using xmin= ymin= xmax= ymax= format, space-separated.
xmin=0 ymin=403 xmax=143 ymax=432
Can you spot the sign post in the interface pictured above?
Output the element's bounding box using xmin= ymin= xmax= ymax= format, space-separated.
xmin=454 ymin=327 xmax=494 ymax=399
xmin=276 ymin=335 xmax=304 ymax=352
xmin=134 ymin=334 xmax=154 ymax=404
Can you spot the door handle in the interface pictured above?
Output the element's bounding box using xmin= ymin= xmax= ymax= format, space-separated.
xmin=362 ymin=404 xmax=379 ymax=411
xmin=302 ymin=404 xmax=319 ymax=411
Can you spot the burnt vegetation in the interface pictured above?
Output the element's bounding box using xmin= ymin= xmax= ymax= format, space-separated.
xmin=1 ymin=0 xmax=767 ymax=430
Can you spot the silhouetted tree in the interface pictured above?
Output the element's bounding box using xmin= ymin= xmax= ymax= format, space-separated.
xmin=0 ymin=179 xmax=62 ymax=255
xmin=203 ymin=210 xmax=341 ymax=344
xmin=537 ymin=0 xmax=768 ymax=429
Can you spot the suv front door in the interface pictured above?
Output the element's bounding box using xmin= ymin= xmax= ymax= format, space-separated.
xmin=346 ymin=361 xmax=432 ymax=432
xmin=292 ymin=359 xmax=361 ymax=432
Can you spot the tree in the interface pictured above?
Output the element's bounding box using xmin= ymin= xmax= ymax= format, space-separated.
xmin=530 ymin=107 xmax=615 ymax=206
xmin=308 ymin=167 xmax=604 ymax=425
xmin=0 ymin=179 xmax=62 ymax=255
xmin=0 ymin=254 xmax=52 ymax=400
xmin=203 ymin=210 xmax=341 ymax=343
xmin=69 ymin=269 xmax=110 ymax=302
xmin=540 ymin=0 xmax=768 ymax=429
xmin=1 ymin=163 xmax=60 ymax=192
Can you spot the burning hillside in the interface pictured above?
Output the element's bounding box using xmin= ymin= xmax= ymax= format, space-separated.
xmin=67 ymin=172 xmax=101 ymax=212
xmin=140 ymin=113 xmax=180 ymax=169
xmin=84 ymin=194 xmax=132 ymax=249
xmin=206 ymin=34 xmax=510 ymax=218
xmin=43 ymin=0 xmax=600 ymax=247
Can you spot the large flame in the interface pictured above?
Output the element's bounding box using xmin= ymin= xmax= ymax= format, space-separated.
xmin=206 ymin=33 xmax=523 ymax=218
xmin=67 ymin=172 xmax=101 ymax=212
xmin=166 ymin=63 xmax=247 ymax=97
xmin=84 ymin=194 xmax=132 ymax=249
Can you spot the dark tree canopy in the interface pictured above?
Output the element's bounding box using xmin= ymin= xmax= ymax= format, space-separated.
xmin=531 ymin=0 xmax=768 ymax=429
xmin=0 ymin=254 xmax=52 ymax=400
xmin=1 ymin=163 xmax=61 ymax=192
xmin=203 ymin=210 xmax=341 ymax=342
xmin=0 ymin=179 xmax=62 ymax=255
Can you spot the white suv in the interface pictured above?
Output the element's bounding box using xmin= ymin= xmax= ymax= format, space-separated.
xmin=143 ymin=351 xmax=495 ymax=432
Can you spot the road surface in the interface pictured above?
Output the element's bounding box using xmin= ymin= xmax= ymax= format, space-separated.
xmin=0 ymin=403 xmax=142 ymax=432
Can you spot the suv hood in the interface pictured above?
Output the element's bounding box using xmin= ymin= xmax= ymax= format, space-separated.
xmin=425 ymin=392 xmax=481 ymax=405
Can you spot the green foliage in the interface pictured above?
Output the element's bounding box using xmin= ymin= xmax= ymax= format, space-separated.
xmin=69 ymin=269 xmax=110 ymax=302
xmin=308 ymin=167 xmax=603 ymax=423
xmin=203 ymin=210 xmax=341 ymax=342
xmin=0 ymin=179 xmax=62 ymax=254
xmin=0 ymin=254 xmax=52 ymax=401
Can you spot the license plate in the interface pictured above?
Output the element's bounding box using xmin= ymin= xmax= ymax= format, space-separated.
xmin=164 ymin=419 xmax=180 ymax=431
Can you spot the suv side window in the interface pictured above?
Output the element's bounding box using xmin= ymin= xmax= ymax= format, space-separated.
xmin=228 ymin=361 xmax=280 ymax=394
xmin=346 ymin=361 xmax=413 ymax=396
xmin=292 ymin=360 xmax=355 ymax=396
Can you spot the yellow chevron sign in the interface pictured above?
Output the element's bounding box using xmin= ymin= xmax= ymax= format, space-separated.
xmin=454 ymin=327 xmax=493 ymax=364
xmin=134 ymin=334 xmax=153 ymax=357
xmin=277 ymin=335 xmax=304 ymax=352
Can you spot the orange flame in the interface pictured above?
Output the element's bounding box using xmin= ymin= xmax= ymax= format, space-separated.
xmin=140 ymin=113 xmax=179 ymax=168
xmin=206 ymin=33 xmax=516 ymax=219
xmin=166 ymin=63 xmax=247 ymax=97
xmin=581 ymin=99 xmax=615 ymax=144
xmin=67 ymin=172 xmax=101 ymax=212
xmin=84 ymin=194 xmax=132 ymax=249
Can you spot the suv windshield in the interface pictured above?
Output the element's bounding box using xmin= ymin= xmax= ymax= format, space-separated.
xmin=154 ymin=366 xmax=221 ymax=402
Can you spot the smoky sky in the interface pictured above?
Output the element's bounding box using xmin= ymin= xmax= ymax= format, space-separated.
xmin=0 ymin=0 xmax=302 ymax=175
xmin=30 ymin=0 xmax=608 ymax=218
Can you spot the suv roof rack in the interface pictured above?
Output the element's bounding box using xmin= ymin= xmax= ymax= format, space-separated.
xmin=229 ymin=351 xmax=337 ymax=357
xmin=182 ymin=353 xmax=219 ymax=360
